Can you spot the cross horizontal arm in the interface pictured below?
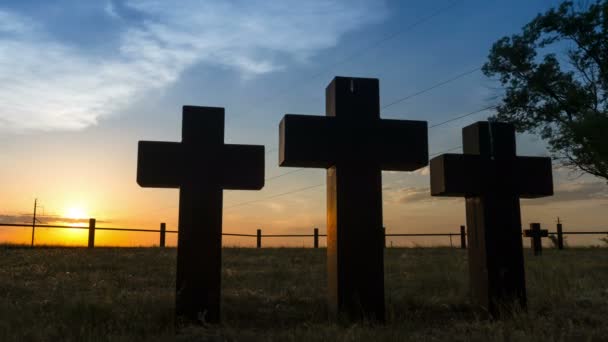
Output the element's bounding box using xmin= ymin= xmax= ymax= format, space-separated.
xmin=279 ymin=114 xmax=334 ymax=168
xmin=137 ymin=141 xmax=181 ymax=188
xmin=430 ymin=154 xmax=553 ymax=197
xmin=516 ymin=156 xmax=553 ymax=198
xmin=222 ymin=144 xmax=265 ymax=190
xmin=377 ymin=119 xmax=428 ymax=171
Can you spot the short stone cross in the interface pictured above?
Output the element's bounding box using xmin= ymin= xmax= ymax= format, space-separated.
xmin=524 ymin=223 xmax=548 ymax=256
xmin=430 ymin=121 xmax=553 ymax=316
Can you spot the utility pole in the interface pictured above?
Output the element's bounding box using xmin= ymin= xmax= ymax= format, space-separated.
xmin=31 ymin=198 xmax=37 ymax=247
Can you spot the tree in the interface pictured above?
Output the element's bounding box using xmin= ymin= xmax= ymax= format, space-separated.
xmin=483 ymin=1 xmax=608 ymax=181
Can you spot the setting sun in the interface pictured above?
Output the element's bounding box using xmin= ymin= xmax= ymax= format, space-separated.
xmin=64 ymin=206 xmax=88 ymax=220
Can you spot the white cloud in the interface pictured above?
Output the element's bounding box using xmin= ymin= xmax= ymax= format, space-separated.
xmin=0 ymin=1 xmax=387 ymax=132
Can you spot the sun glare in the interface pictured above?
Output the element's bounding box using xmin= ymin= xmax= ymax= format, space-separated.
xmin=64 ymin=206 xmax=88 ymax=220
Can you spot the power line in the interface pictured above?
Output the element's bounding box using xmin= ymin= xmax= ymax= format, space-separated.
xmin=137 ymin=106 xmax=497 ymax=217
xmin=429 ymin=146 xmax=462 ymax=157
xmin=263 ymin=105 xmax=494 ymax=185
xmin=429 ymin=105 xmax=495 ymax=129
xmin=265 ymin=168 xmax=306 ymax=182
xmin=224 ymin=145 xmax=469 ymax=209
xmin=381 ymin=67 xmax=481 ymax=110
xmin=225 ymin=183 xmax=325 ymax=210
xmin=262 ymin=66 xmax=486 ymax=154
xmin=256 ymin=0 xmax=463 ymax=104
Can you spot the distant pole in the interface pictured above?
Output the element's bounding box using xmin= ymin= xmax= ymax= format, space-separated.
xmin=88 ymin=218 xmax=96 ymax=248
xmin=556 ymin=222 xmax=564 ymax=250
xmin=160 ymin=222 xmax=166 ymax=248
xmin=460 ymin=225 xmax=466 ymax=249
xmin=314 ymin=228 xmax=319 ymax=248
xmin=257 ymin=229 xmax=262 ymax=248
xmin=30 ymin=198 xmax=38 ymax=247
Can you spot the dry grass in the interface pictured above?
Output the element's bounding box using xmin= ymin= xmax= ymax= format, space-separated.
xmin=0 ymin=245 xmax=606 ymax=341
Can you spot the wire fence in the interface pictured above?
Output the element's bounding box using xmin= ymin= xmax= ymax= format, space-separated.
xmin=0 ymin=221 xmax=606 ymax=249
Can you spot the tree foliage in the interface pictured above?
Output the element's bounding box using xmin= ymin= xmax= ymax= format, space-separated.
xmin=483 ymin=1 xmax=608 ymax=181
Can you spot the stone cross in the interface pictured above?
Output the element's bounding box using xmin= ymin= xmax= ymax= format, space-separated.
xmin=279 ymin=76 xmax=428 ymax=321
xmin=524 ymin=223 xmax=548 ymax=256
xmin=137 ymin=106 xmax=264 ymax=324
xmin=430 ymin=121 xmax=553 ymax=316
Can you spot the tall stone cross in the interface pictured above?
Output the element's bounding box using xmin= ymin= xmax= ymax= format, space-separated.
xmin=137 ymin=106 xmax=264 ymax=324
xmin=430 ymin=121 xmax=553 ymax=316
xmin=524 ymin=223 xmax=548 ymax=256
xmin=279 ymin=76 xmax=428 ymax=321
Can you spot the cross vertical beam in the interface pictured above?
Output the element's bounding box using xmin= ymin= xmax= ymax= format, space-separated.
xmin=466 ymin=192 xmax=526 ymax=312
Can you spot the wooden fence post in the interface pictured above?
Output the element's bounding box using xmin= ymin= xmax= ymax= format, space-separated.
xmin=160 ymin=222 xmax=166 ymax=248
xmin=460 ymin=225 xmax=467 ymax=249
xmin=314 ymin=228 xmax=319 ymax=248
xmin=88 ymin=218 xmax=96 ymax=248
xmin=382 ymin=226 xmax=386 ymax=249
xmin=257 ymin=229 xmax=262 ymax=248
xmin=556 ymin=223 xmax=564 ymax=250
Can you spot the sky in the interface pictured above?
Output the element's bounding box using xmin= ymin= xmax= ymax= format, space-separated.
xmin=0 ymin=0 xmax=606 ymax=247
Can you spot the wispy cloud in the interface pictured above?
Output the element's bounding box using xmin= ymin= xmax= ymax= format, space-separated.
xmin=397 ymin=187 xmax=432 ymax=203
xmin=388 ymin=181 xmax=608 ymax=206
xmin=523 ymin=181 xmax=608 ymax=206
xmin=0 ymin=1 xmax=387 ymax=132
xmin=0 ymin=214 xmax=108 ymax=225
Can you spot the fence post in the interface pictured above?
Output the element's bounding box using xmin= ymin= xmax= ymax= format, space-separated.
xmin=556 ymin=223 xmax=564 ymax=250
xmin=460 ymin=225 xmax=467 ymax=249
xmin=382 ymin=226 xmax=386 ymax=249
xmin=257 ymin=229 xmax=262 ymax=248
xmin=160 ymin=222 xmax=166 ymax=248
xmin=314 ymin=228 xmax=319 ymax=248
xmin=88 ymin=218 xmax=96 ymax=248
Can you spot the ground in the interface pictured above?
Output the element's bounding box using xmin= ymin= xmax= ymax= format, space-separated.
xmin=0 ymin=246 xmax=606 ymax=341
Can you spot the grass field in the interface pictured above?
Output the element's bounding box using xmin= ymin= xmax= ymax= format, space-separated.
xmin=0 ymin=246 xmax=606 ymax=341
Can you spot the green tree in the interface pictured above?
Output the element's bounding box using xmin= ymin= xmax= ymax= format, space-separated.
xmin=483 ymin=1 xmax=608 ymax=181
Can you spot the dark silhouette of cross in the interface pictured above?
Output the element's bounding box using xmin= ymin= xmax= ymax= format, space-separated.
xmin=137 ymin=106 xmax=264 ymax=324
xmin=279 ymin=76 xmax=428 ymax=321
xmin=430 ymin=121 xmax=553 ymax=317
xmin=524 ymin=223 xmax=548 ymax=256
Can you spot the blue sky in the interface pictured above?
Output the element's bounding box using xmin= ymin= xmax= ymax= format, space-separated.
xmin=1 ymin=0 xmax=606 ymax=246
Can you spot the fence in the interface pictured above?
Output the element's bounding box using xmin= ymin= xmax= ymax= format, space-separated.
xmin=0 ymin=221 xmax=606 ymax=249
